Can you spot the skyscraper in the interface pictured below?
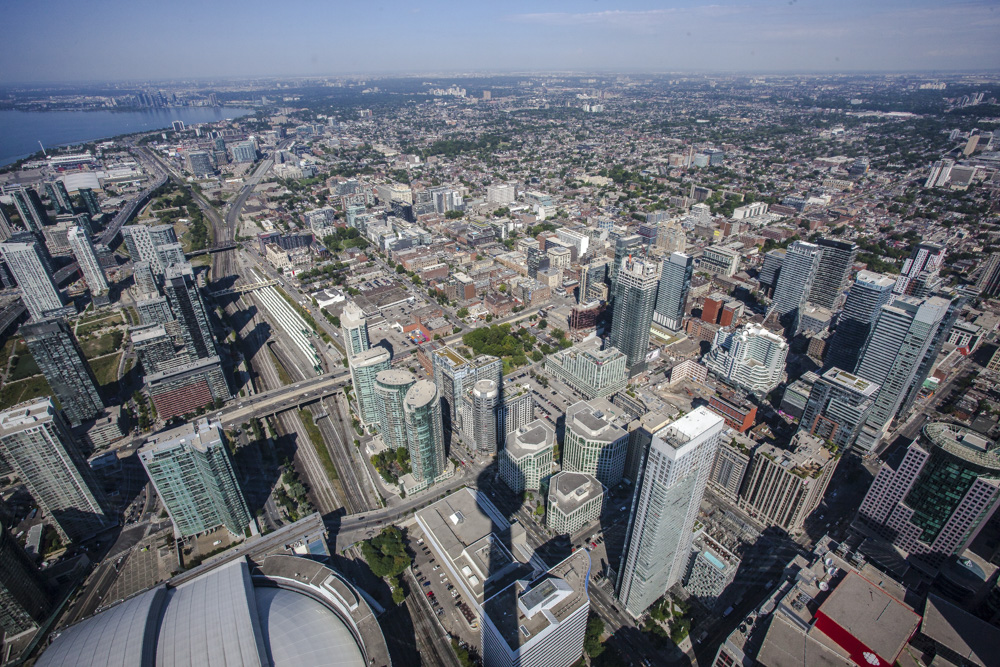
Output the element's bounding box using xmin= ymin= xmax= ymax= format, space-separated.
xmin=187 ymin=150 xmax=214 ymax=176
xmin=0 ymin=520 xmax=52 ymax=636
xmin=854 ymin=296 xmax=950 ymax=451
xmin=798 ymin=368 xmax=879 ymax=451
xmin=758 ymin=249 xmax=785 ymax=296
xmin=653 ymin=252 xmax=693 ymax=331
xmin=404 ymin=381 xmax=446 ymax=484
xmin=470 ymin=379 xmax=500 ymax=455
xmin=498 ymin=419 xmax=555 ymax=493
xmin=895 ymin=243 xmax=945 ymax=297
xmin=373 ymin=369 xmax=416 ymax=452
xmin=856 ymin=422 xmax=1000 ymax=575
xmin=610 ymin=256 xmax=660 ymax=369
xmin=563 ymin=400 xmax=630 ymax=488
xmin=139 ymin=419 xmax=252 ymax=538
xmin=349 ymin=347 xmax=392 ymax=426
xmin=44 ymin=181 xmax=73 ymax=215
xmin=131 ymin=324 xmax=178 ymax=374
xmin=704 ymin=323 xmax=788 ymax=396
xmin=341 ymin=301 xmax=370 ymax=356
xmin=22 ymin=318 xmax=104 ymax=426
xmin=824 ymin=271 xmax=895 ymax=373
xmin=78 ymin=188 xmax=101 ymax=218
xmin=163 ymin=262 xmax=216 ymax=359
xmin=0 ymin=205 xmax=12 ymax=241
xmin=2 ymin=185 xmax=46 ymax=233
xmin=432 ymin=347 xmax=501 ymax=433
xmin=579 ymin=259 xmax=609 ymax=303
xmin=122 ymin=224 xmax=178 ymax=274
xmin=66 ymin=226 xmax=109 ymax=296
xmin=808 ymin=239 xmax=857 ymax=309
xmin=771 ymin=240 xmax=821 ymax=326
xmin=976 ymin=252 xmax=1000 ymax=298
xmin=132 ymin=260 xmax=159 ymax=295
xmin=610 ymin=234 xmax=643 ymax=298
xmin=0 ymin=399 xmax=112 ymax=542
xmin=0 ymin=242 xmax=65 ymax=320
xmin=616 ymin=407 xmax=725 ymax=618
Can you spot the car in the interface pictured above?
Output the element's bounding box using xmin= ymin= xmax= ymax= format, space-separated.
xmin=423 ymin=581 xmax=431 ymax=587
xmin=426 ymin=591 xmax=434 ymax=597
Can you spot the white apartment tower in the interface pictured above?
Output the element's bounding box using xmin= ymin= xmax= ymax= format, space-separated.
xmin=66 ymin=226 xmax=109 ymax=296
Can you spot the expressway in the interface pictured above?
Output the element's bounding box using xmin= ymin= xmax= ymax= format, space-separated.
xmin=100 ymin=149 xmax=168 ymax=246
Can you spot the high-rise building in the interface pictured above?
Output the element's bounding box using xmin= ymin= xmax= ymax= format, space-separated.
xmin=45 ymin=181 xmax=73 ymax=214
xmin=543 ymin=338 xmax=627 ymax=399
xmin=824 ymin=270 xmax=896 ymax=373
xmin=610 ymin=234 xmax=642 ymax=296
xmin=349 ymin=347 xmax=392 ymax=426
xmin=131 ymin=325 xmax=177 ymax=374
xmin=895 ymin=243 xmax=945 ymax=297
xmin=66 ymin=226 xmax=109 ymax=296
xmin=480 ymin=550 xmax=590 ymax=667
xmin=653 ymin=252 xmax=693 ymax=331
xmin=579 ymin=259 xmax=609 ymax=304
xmin=78 ymin=188 xmax=101 ymax=218
xmin=155 ymin=242 xmax=186 ymax=270
xmin=22 ymin=318 xmax=104 ymax=425
xmin=498 ymin=420 xmax=555 ymax=493
xmin=610 ymin=256 xmax=660 ymax=369
xmin=771 ymin=240 xmax=821 ymax=325
xmin=808 ymin=239 xmax=857 ymax=310
xmin=432 ymin=347 xmax=501 ymax=432
xmin=135 ymin=294 xmax=174 ymax=327
xmin=0 ymin=520 xmax=52 ymax=637
xmin=976 ymin=252 xmax=1000 ymax=297
xmin=470 ymin=379 xmax=500 ymax=455
xmin=122 ymin=224 xmax=179 ymax=273
xmin=187 ymin=150 xmax=214 ymax=176
xmin=341 ymin=301 xmax=370 ymax=356
xmin=625 ymin=411 xmax=674 ymax=486
xmin=708 ymin=436 xmax=752 ymax=501
xmin=0 ymin=242 xmax=64 ymax=320
xmin=2 ymin=185 xmax=46 ymax=233
xmin=373 ymin=369 xmax=416 ymax=452
xmin=738 ymin=433 xmax=839 ymax=532
xmin=563 ymin=399 xmax=630 ymax=488
xmin=145 ymin=356 xmax=230 ymax=420
xmin=798 ymin=368 xmax=879 ymax=451
xmin=486 ymin=183 xmax=516 ymax=205
xmin=0 ymin=399 xmax=112 ymax=542
xmin=758 ymin=248 xmax=785 ymax=296
xmin=616 ymin=408 xmax=725 ymax=618
xmin=132 ymin=260 xmax=159 ymax=295
xmin=704 ymin=323 xmax=788 ymax=396
xmin=0 ymin=205 xmax=12 ymax=241
xmin=683 ymin=533 xmax=740 ymax=612
xmin=497 ymin=385 xmax=533 ymax=449
xmin=139 ymin=419 xmax=252 ymax=538
xmin=856 ymin=422 xmax=1000 ymax=574
xmin=547 ymin=472 xmax=604 ymax=536
xmin=404 ymin=381 xmax=446 ymax=484
xmin=231 ymin=140 xmax=258 ymax=164
xmin=163 ymin=262 xmax=216 ymax=359
xmin=854 ymin=296 xmax=950 ymax=451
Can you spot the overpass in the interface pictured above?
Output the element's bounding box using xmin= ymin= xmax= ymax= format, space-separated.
xmin=99 ymin=168 xmax=169 ymax=247
xmin=214 ymin=370 xmax=352 ymax=428
xmin=186 ymin=243 xmax=238 ymax=258
xmin=208 ymin=280 xmax=278 ymax=297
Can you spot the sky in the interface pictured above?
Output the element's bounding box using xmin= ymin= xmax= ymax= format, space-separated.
xmin=3 ymin=0 xmax=999 ymax=84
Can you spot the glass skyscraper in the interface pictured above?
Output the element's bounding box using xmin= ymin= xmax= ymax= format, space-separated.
xmin=653 ymin=252 xmax=693 ymax=331
xmin=609 ymin=256 xmax=660 ymax=369
xmin=163 ymin=262 xmax=217 ymax=360
xmin=22 ymin=318 xmax=104 ymax=426
xmin=824 ymin=270 xmax=896 ymax=373
xmin=404 ymin=381 xmax=446 ymax=484
xmin=374 ymin=369 xmax=416 ymax=451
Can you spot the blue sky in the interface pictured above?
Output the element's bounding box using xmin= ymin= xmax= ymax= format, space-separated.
xmin=3 ymin=0 xmax=998 ymax=83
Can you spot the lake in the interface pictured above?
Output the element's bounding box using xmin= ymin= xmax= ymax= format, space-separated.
xmin=0 ymin=107 xmax=257 ymax=167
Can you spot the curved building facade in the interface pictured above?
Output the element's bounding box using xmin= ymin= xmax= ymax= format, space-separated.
xmin=374 ymin=370 xmax=417 ymax=452
xmin=471 ymin=379 xmax=499 ymax=454
xmin=404 ymin=381 xmax=446 ymax=484
xmin=563 ymin=401 xmax=629 ymax=488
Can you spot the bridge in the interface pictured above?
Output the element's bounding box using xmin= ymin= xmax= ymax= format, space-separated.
xmin=213 ymin=370 xmax=352 ymax=428
xmin=207 ymin=280 xmax=279 ymax=298
xmin=98 ymin=170 xmax=169 ymax=247
xmin=186 ymin=243 xmax=238 ymax=259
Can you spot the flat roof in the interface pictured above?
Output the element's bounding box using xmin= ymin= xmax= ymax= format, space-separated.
xmin=921 ymin=594 xmax=1000 ymax=667
xmin=549 ymin=472 xmax=603 ymax=515
xmin=816 ymin=570 xmax=921 ymax=664
xmin=506 ymin=420 xmax=555 ymax=459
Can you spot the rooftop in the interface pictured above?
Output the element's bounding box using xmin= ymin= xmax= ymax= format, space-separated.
xmin=823 ymin=368 xmax=879 ymax=396
xmin=404 ymin=380 xmax=438 ymax=410
xmin=549 ymin=471 xmax=604 ymax=515
xmin=921 ymin=594 xmax=1000 ymax=667
xmin=922 ymin=422 xmax=1000 ymax=473
xmin=140 ymin=418 xmax=222 ymax=457
xmin=505 ymin=420 xmax=556 ymax=460
xmin=566 ymin=399 xmax=629 ymax=442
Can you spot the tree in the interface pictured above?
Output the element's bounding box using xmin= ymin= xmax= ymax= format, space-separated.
xmin=584 ymin=614 xmax=605 ymax=658
xmin=538 ymin=319 xmax=548 ymax=329
xmin=456 ymin=307 xmax=469 ymax=318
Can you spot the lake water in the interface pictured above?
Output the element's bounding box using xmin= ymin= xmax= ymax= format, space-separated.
xmin=0 ymin=107 xmax=256 ymax=167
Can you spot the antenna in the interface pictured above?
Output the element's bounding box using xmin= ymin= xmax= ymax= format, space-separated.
xmin=38 ymin=141 xmax=48 ymax=157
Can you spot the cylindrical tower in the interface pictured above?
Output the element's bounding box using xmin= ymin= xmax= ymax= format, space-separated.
xmin=404 ymin=381 xmax=446 ymax=483
xmin=374 ymin=370 xmax=417 ymax=453
xmin=471 ymin=379 xmax=499 ymax=455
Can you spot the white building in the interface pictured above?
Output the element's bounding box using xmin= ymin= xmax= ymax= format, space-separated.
xmin=547 ymin=471 xmax=604 ymax=536
xmin=67 ymin=226 xmax=109 ymax=296
xmin=0 ymin=242 xmax=65 ymax=320
xmin=487 ymin=183 xmax=516 ymax=206
xmin=498 ymin=420 xmax=555 ymax=493
xmin=705 ymin=323 xmax=788 ymax=396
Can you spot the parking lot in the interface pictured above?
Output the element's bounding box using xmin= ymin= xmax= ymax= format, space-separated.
xmin=406 ymin=527 xmax=480 ymax=650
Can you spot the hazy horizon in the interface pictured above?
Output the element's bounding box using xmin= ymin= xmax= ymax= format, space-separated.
xmin=3 ymin=0 xmax=999 ymax=85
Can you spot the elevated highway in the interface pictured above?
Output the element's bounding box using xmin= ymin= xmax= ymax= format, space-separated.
xmin=214 ymin=370 xmax=352 ymax=428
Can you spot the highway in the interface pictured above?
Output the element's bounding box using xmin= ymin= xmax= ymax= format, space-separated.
xmin=100 ymin=148 xmax=167 ymax=246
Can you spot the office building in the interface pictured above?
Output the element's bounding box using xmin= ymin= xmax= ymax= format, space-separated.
xmin=563 ymin=399 xmax=630 ymax=488
xmin=498 ymin=420 xmax=555 ymax=493
xmin=22 ymin=318 xmax=104 ymax=426
xmin=856 ymin=422 xmax=1000 ymax=574
xmin=480 ymin=550 xmax=590 ymax=667
xmin=616 ymin=408 xmax=725 ymax=618
xmin=349 ymin=347 xmax=392 ymax=426
xmin=66 ymin=225 xmax=109 ymax=296
xmin=895 ymin=243 xmax=945 ymax=297
xmin=78 ymin=188 xmax=101 ymax=218
xmin=0 ymin=399 xmax=112 ymax=542
xmin=36 ymin=551 xmax=390 ymax=667
xmin=738 ymin=433 xmax=839 ymax=533
xmin=432 ymin=346 xmax=501 ymax=432
xmin=758 ymin=248 xmax=785 ymax=295
xmin=771 ymin=240 xmax=821 ymax=324
xmin=405 ymin=381 xmax=447 ymax=485
xmin=704 ymin=323 xmax=788 ymax=396
xmin=653 ymin=252 xmax=693 ymax=330
xmin=470 ymin=379 xmax=500 ymax=455
xmin=2 ymin=185 xmax=46 ymax=233
xmin=683 ymin=534 xmax=740 ymax=611
xmin=543 ymin=338 xmax=627 ymax=399
xmin=798 ymin=368 xmax=879 ymax=451
xmin=808 ymin=239 xmax=858 ymax=310
xmin=341 ymin=301 xmax=370 ymax=356
xmin=609 ymin=256 xmax=660 ymax=369
xmin=854 ymin=296 xmax=950 ymax=451
xmin=824 ymin=270 xmax=896 ymax=373
xmin=122 ymin=224 xmax=178 ymax=274
xmin=139 ymin=419 xmax=252 ymax=538
xmin=0 ymin=520 xmax=52 ymax=636
xmin=373 ymin=369 xmax=416 ymax=452
xmin=547 ymin=472 xmax=604 ymax=536
xmin=708 ymin=436 xmax=752 ymax=501
xmin=163 ymin=262 xmax=216 ymax=359
xmin=187 ymin=150 xmax=214 ymax=176
xmin=0 ymin=242 xmax=64 ymax=320
xmin=145 ymin=356 xmax=230 ymax=421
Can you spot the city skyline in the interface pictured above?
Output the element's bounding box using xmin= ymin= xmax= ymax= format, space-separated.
xmin=1 ymin=1 xmax=998 ymax=84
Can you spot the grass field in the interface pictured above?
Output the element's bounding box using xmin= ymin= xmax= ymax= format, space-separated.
xmin=88 ymin=353 xmax=122 ymax=388
xmin=0 ymin=375 xmax=55 ymax=410
xmin=8 ymin=353 xmax=40 ymax=381
xmin=298 ymin=410 xmax=339 ymax=481
xmin=81 ymin=331 xmax=124 ymax=359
